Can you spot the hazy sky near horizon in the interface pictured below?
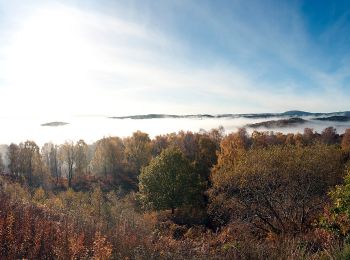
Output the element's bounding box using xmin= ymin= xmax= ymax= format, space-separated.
xmin=1 ymin=0 xmax=350 ymax=118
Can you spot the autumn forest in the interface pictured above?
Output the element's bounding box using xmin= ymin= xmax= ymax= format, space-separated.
xmin=1 ymin=127 xmax=350 ymax=259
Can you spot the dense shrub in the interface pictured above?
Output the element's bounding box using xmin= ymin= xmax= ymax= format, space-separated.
xmin=210 ymin=144 xmax=345 ymax=234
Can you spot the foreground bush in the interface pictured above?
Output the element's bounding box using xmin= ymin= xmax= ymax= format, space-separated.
xmin=0 ymin=178 xmax=157 ymax=259
xmin=210 ymin=144 xmax=345 ymax=234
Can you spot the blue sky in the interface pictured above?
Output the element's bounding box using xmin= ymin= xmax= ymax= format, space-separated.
xmin=0 ymin=0 xmax=350 ymax=117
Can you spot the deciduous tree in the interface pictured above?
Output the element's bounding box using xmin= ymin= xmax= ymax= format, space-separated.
xmin=0 ymin=153 xmax=4 ymax=173
xmin=75 ymin=139 xmax=89 ymax=177
xmin=60 ymin=141 xmax=76 ymax=188
xmin=92 ymin=137 xmax=125 ymax=177
xmin=124 ymin=131 xmax=151 ymax=175
xmin=210 ymin=144 xmax=345 ymax=233
xmin=8 ymin=143 xmax=20 ymax=176
xmin=19 ymin=141 xmax=42 ymax=186
xmin=139 ymin=148 xmax=201 ymax=214
xmin=341 ymin=128 xmax=350 ymax=151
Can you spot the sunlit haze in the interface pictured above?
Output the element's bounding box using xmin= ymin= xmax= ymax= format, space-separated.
xmin=1 ymin=0 xmax=350 ymax=119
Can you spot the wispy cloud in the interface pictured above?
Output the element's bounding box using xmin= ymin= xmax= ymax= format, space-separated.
xmin=0 ymin=0 xmax=349 ymax=118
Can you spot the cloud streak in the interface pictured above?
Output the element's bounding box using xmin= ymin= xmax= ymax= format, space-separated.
xmin=0 ymin=0 xmax=349 ymax=118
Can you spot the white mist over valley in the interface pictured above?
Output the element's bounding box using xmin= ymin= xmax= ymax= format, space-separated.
xmin=1 ymin=111 xmax=350 ymax=145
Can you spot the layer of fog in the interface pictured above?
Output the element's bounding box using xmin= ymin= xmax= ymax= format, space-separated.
xmin=0 ymin=116 xmax=349 ymax=146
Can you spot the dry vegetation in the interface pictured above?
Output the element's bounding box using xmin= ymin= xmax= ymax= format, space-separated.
xmin=1 ymin=127 xmax=350 ymax=259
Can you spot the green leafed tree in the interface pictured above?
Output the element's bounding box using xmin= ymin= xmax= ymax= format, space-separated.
xmin=138 ymin=148 xmax=202 ymax=214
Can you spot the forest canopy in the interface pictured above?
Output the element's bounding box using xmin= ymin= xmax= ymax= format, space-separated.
xmin=1 ymin=127 xmax=350 ymax=259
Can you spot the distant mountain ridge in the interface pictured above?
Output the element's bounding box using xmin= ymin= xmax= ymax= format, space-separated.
xmin=109 ymin=110 xmax=350 ymax=120
xmin=281 ymin=110 xmax=314 ymax=116
xmin=314 ymin=116 xmax=350 ymax=122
